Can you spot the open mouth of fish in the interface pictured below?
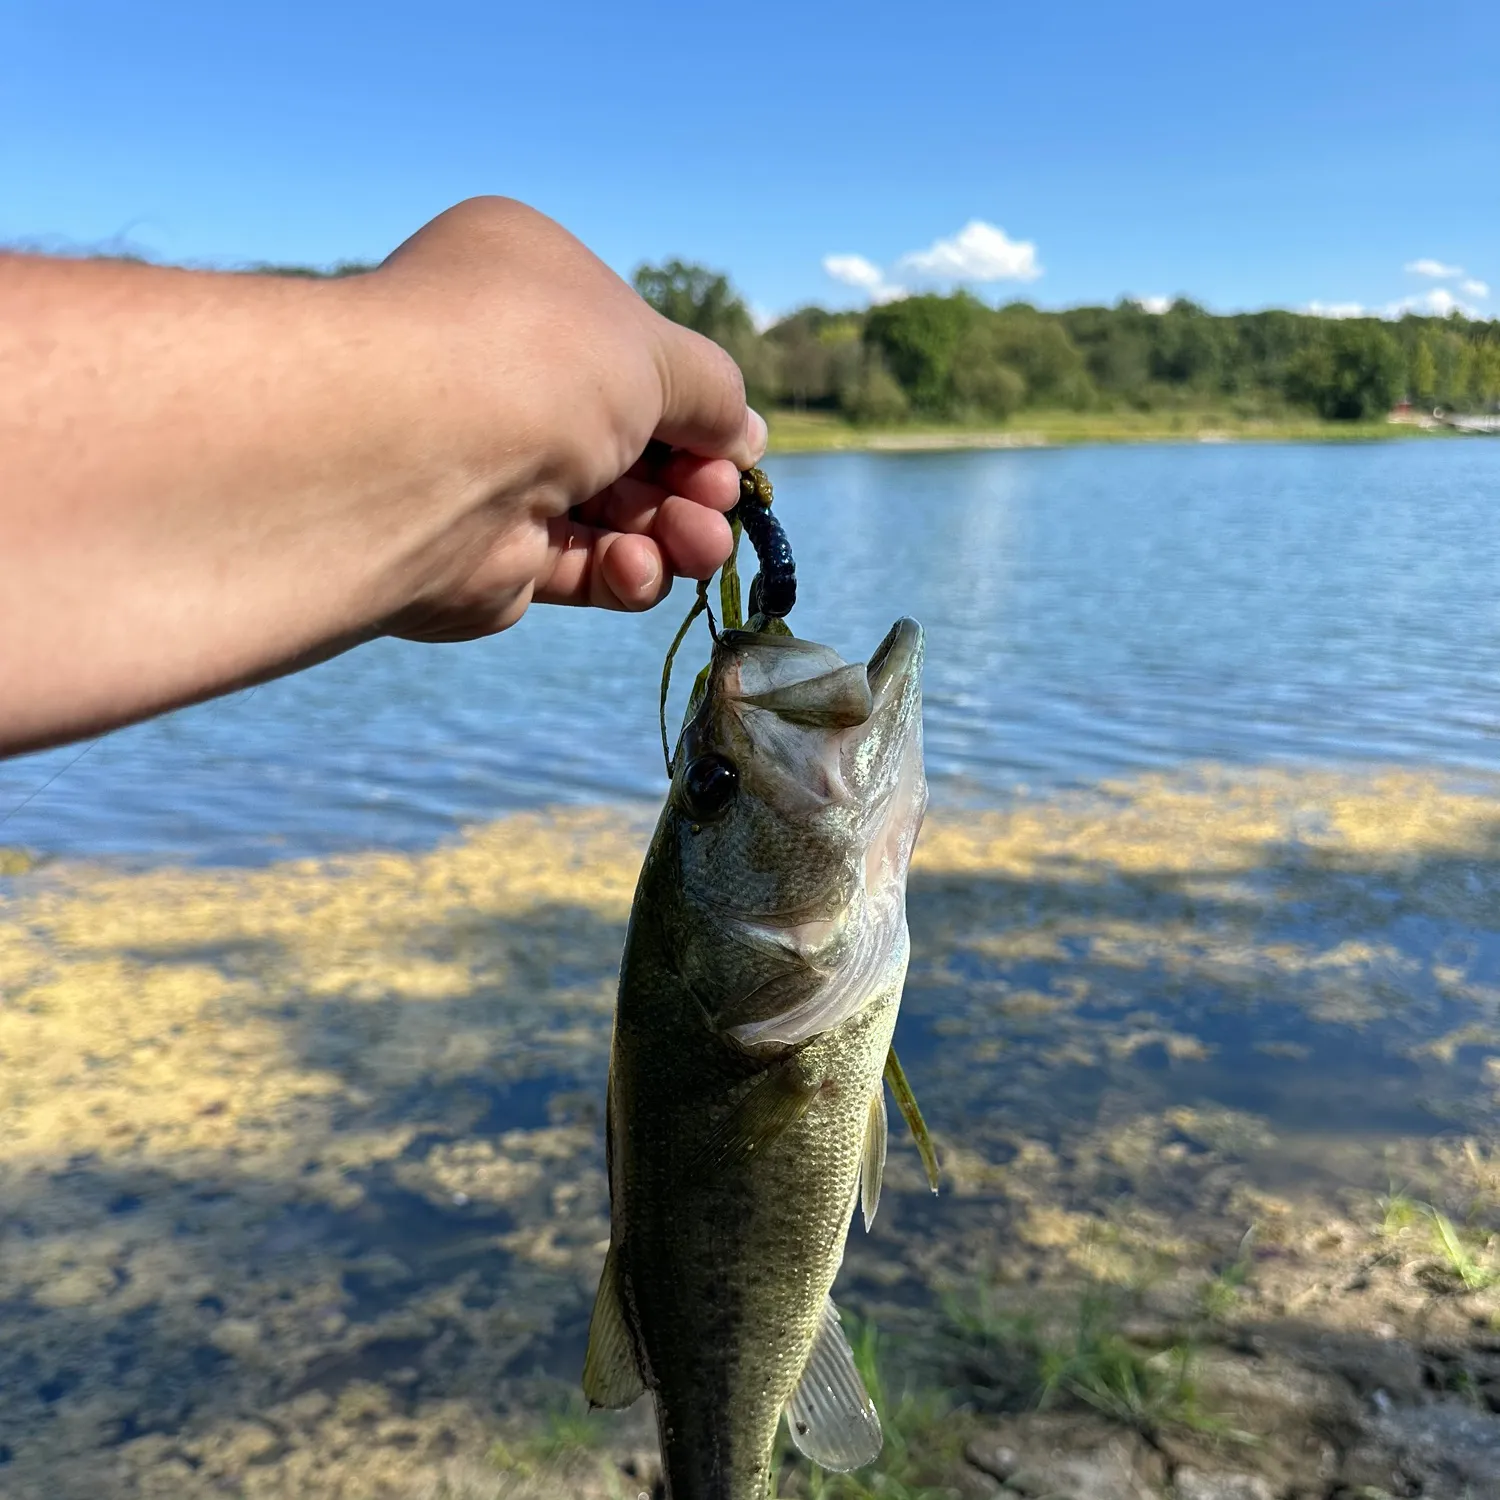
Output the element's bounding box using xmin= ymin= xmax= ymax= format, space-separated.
xmin=719 ymin=615 xmax=924 ymax=734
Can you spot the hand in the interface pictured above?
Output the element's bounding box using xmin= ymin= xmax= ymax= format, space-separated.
xmin=365 ymin=198 xmax=767 ymax=642
xmin=0 ymin=198 xmax=765 ymax=754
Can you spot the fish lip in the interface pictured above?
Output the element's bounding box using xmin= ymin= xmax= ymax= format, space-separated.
xmin=866 ymin=618 xmax=923 ymax=704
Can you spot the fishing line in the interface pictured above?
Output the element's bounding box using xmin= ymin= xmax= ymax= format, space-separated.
xmin=0 ymin=738 xmax=104 ymax=832
xmin=0 ymin=680 xmax=265 ymax=838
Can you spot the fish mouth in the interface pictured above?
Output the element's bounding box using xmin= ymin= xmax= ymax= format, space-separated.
xmin=715 ymin=619 xmax=923 ymax=732
xmin=866 ymin=618 xmax=924 ymax=710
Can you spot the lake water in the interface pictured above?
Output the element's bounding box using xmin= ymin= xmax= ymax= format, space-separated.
xmin=6 ymin=440 xmax=1500 ymax=1498
xmin=5 ymin=440 xmax=1500 ymax=866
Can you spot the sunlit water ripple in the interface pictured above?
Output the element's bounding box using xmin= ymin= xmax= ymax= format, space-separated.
xmin=4 ymin=440 xmax=1499 ymax=865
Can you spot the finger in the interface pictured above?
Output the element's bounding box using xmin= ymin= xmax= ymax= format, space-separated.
xmin=577 ymin=454 xmax=742 ymax=537
xmin=574 ymin=489 xmax=732 ymax=577
xmin=572 ymin=471 xmax=663 ymax=531
xmin=624 ymin=442 xmax=743 ymax=506
xmin=653 ymin=452 xmax=743 ymax=511
xmin=650 ymin=317 xmax=766 ymax=467
xmin=534 ymin=520 xmax=669 ymax=612
xmin=649 ymin=494 xmax=734 ymax=580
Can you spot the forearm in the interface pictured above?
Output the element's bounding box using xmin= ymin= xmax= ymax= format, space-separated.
xmin=0 ymin=253 xmax=520 ymax=755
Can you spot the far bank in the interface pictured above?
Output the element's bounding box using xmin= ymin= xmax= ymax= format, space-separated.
xmin=766 ymin=408 xmax=1462 ymax=453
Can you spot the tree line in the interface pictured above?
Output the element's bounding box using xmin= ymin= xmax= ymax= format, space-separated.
xmin=633 ymin=260 xmax=1500 ymax=424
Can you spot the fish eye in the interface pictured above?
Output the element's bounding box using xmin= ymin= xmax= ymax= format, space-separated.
xmin=681 ymin=753 xmax=738 ymax=822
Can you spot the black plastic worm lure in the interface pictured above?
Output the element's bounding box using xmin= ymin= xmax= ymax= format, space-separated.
xmin=659 ymin=466 xmax=799 ymax=775
xmin=733 ymin=468 xmax=797 ymax=620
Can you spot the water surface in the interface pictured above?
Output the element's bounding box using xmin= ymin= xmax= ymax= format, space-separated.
xmin=5 ymin=441 xmax=1499 ymax=865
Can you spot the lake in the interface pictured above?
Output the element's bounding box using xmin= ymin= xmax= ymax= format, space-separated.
xmin=5 ymin=440 xmax=1500 ymax=865
xmin=4 ymin=440 xmax=1500 ymax=1499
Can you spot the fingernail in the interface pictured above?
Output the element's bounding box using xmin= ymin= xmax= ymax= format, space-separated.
xmin=746 ymin=408 xmax=768 ymax=461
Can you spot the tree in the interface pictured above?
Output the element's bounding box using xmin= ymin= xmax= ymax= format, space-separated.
xmin=1471 ymin=341 xmax=1500 ymax=407
xmin=633 ymin=260 xmax=754 ymax=347
xmin=763 ymin=307 xmax=864 ymax=410
xmin=1284 ymin=322 xmax=1404 ymax=420
xmin=843 ymin=350 xmax=910 ymax=425
xmin=1410 ymin=338 xmax=1438 ymax=404
xmin=949 ymin=325 xmax=1026 ymax=419
xmin=862 ymin=294 xmax=986 ymax=412
xmin=632 ymin=259 xmax=774 ymax=407
xmin=989 ymin=308 xmax=1092 ymax=408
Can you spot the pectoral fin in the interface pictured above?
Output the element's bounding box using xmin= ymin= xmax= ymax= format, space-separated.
xmin=690 ymin=1055 xmax=820 ymax=1177
xmin=884 ymin=1046 xmax=940 ymax=1193
xmin=785 ymin=1297 xmax=883 ymax=1471
xmin=859 ymin=1088 xmax=888 ymax=1231
xmin=581 ymin=1246 xmax=645 ymax=1410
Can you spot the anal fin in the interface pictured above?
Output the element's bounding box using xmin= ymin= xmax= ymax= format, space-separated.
xmin=860 ymin=1087 xmax=888 ymax=1231
xmin=582 ymin=1245 xmax=645 ymax=1410
xmin=785 ymin=1297 xmax=882 ymax=1472
xmin=884 ymin=1046 xmax=940 ymax=1193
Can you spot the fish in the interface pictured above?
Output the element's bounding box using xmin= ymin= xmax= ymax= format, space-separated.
xmin=583 ymin=616 xmax=931 ymax=1500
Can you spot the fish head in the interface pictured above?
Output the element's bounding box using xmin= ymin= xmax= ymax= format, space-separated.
xmin=661 ymin=618 xmax=927 ymax=1048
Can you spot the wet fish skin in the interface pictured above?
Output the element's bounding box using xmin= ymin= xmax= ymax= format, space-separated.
xmin=585 ymin=618 xmax=927 ymax=1500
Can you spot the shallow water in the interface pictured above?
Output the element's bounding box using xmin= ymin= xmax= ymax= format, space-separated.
xmin=2 ymin=773 xmax=1500 ymax=1496
xmin=4 ymin=442 xmax=1500 ymax=864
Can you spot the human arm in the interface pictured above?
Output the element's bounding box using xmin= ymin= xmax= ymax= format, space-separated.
xmin=0 ymin=197 xmax=764 ymax=756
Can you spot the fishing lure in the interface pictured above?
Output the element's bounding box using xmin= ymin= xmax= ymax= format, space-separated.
xmin=659 ymin=466 xmax=796 ymax=775
xmin=735 ymin=467 xmax=797 ymax=620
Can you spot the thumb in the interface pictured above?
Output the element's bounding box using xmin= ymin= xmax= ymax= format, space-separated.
xmin=649 ymin=316 xmax=767 ymax=470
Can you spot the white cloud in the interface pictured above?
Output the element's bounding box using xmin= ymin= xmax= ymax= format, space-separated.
xmin=1405 ymin=258 xmax=1465 ymax=279
xmin=1389 ymin=287 xmax=1481 ymax=317
xmin=822 ymin=217 xmax=1042 ymax=306
xmin=1306 ymin=300 xmax=1369 ymax=318
xmin=1136 ymin=295 xmax=1172 ymax=314
xmin=822 ymin=253 xmax=906 ymax=305
xmin=823 ymin=254 xmax=885 ymax=292
xmin=897 ymin=220 xmax=1042 ymax=283
xmin=1461 ymin=278 xmax=1490 ymax=300
xmin=1307 ymin=288 xmax=1482 ymax=319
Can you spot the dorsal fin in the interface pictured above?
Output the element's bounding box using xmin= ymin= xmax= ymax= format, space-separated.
xmin=785 ymin=1297 xmax=883 ymax=1471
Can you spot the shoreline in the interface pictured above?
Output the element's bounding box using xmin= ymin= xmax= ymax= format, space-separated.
xmin=766 ymin=410 xmax=1462 ymax=454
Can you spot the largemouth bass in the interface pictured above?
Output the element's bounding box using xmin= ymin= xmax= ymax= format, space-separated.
xmin=583 ymin=616 xmax=929 ymax=1499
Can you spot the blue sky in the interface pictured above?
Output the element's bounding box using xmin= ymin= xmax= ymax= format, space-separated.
xmin=3 ymin=0 xmax=1496 ymax=322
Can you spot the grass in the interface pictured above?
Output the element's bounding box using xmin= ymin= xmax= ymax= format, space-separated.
xmin=1035 ymin=1296 xmax=1242 ymax=1442
xmin=1426 ymin=1208 xmax=1499 ymax=1292
xmin=1377 ymin=1184 xmax=1424 ymax=1238
xmin=765 ymin=407 xmax=1454 ymax=454
xmin=1374 ymin=1187 xmax=1499 ymax=1293
xmin=1197 ymin=1229 xmax=1257 ymax=1325
xmin=485 ymin=1389 xmax=610 ymax=1483
xmin=938 ymin=1281 xmax=1259 ymax=1450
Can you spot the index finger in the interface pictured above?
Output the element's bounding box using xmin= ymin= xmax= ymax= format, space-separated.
xmin=649 ymin=317 xmax=768 ymax=469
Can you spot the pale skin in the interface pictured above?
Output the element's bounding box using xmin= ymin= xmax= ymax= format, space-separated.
xmin=0 ymin=196 xmax=765 ymax=758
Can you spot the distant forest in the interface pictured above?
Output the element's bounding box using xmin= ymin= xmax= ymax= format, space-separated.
xmin=256 ymin=255 xmax=1500 ymax=424
xmin=632 ymin=261 xmax=1500 ymax=425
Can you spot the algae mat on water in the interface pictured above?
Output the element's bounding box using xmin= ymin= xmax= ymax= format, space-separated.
xmin=1 ymin=770 xmax=1499 ymax=1498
